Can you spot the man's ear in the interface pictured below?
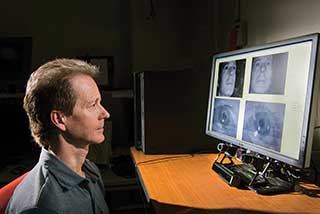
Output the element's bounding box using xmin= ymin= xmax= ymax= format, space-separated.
xmin=50 ymin=110 xmax=66 ymax=131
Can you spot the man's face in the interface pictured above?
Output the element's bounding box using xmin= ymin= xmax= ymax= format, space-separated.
xmin=219 ymin=61 xmax=236 ymax=96
xmin=63 ymin=74 xmax=110 ymax=146
xmin=251 ymin=55 xmax=273 ymax=93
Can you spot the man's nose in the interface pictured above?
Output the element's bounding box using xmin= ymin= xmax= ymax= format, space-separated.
xmin=100 ymin=105 xmax=110 ymax=119
xmin=260 ymin=64 xmax=266 ymax=73
xmin=227 ymin=70 xmax=234 ymax=79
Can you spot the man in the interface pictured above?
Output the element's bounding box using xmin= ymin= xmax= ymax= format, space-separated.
xmin=6 ymin=59 xmax=110 ymax=214
xmin=218 ymin=61 xmax=236 ymax=96
xmin=250 ymin=55 xmax=273 ymax=94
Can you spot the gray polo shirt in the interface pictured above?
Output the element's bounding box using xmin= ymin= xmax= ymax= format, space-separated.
xmin=6 ymin=148 xmax=109 ymax=214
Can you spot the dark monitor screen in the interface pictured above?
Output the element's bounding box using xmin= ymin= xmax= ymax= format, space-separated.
xmin=206 ymin=33 xmax=320 ymax=168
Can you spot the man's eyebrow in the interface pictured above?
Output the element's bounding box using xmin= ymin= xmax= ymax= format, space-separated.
xmin=87 ymin=97 xmax=101 ymax=104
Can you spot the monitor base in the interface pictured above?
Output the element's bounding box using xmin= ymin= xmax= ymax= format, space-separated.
xmin=212 ymin=142 xmax=297 ymax=195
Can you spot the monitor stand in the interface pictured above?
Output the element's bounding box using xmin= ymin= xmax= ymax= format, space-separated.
xmin=212 ymin=143 xmax=295 ymax=195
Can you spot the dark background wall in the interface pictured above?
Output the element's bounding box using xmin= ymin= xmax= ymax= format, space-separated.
xmin=0 ymin=0 xmax=132 ymax=88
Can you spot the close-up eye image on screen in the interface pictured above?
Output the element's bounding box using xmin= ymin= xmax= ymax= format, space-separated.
xmin=250 ymin=52 xmax=288 ymax=95
xmin=242 ymin=101 xmax=286 ymax=152
xmin=212 ymin=98 xmax=240 ymax=137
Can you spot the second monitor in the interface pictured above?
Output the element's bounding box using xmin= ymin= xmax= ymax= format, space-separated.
xmin=134 ymin=69 xmax=216 ymax=154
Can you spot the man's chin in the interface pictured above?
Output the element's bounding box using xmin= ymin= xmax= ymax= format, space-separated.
xmin=225 ymin=90 xmax=234 ymax=96
xmin=256 ymin=89 xmax=268 ymax=93
xmin=253 ymin=85 xmax=269 ymax=93
xmin=93 ymin=136 xmax=106 ymax=144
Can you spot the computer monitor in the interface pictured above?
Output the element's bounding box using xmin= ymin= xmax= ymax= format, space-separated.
xmin=206 ymin=33 xmax=320 ymax=169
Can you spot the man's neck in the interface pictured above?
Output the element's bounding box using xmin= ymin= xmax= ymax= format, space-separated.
xmin=48 ymin=137 xmax=89 ymax=178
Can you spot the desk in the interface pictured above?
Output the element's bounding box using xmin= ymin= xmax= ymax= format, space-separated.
xmin=130 ymin=147 xmax=320 ymax=214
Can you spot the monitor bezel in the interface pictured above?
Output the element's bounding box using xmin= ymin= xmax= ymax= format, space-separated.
xmin=206 ymin=33 xmax=320 ymax=168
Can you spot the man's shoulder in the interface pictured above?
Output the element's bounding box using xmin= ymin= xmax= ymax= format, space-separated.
xmin=6 ymin=163 xmax=57 ymax=213
xmin=11 ymin=163 xmax=44 ymax=197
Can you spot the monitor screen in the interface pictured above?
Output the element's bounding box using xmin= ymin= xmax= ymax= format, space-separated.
xmin=206 ymin=33 xmax=320 ymax=168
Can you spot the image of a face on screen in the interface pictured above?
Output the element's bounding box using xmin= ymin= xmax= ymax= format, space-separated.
xmin=212 ymin=98 xmax=240 ymax=137
xmin=250 ymin=52 xmax=288 ymax=95
xmin=242 ymin=101 xmax=285 ymax=151
xmin=217 ymin=59 xmax=245 ymax=97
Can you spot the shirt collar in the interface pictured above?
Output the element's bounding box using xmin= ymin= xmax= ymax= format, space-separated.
xmin=39 ymin=148 xmax=100 ymax=191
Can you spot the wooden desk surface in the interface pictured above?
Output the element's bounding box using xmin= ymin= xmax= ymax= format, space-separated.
xmin=130 ymin=147 xmax=320 ymax=214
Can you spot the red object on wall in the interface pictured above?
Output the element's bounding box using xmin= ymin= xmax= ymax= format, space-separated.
xmin=228 ymin=21 xmax=247 ymax=51
xmin=229 ymin=26 xmax=238 ymax=51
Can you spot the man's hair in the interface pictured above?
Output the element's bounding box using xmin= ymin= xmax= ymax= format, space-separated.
xmin=23 ymin=58 xmax=98 ymax=147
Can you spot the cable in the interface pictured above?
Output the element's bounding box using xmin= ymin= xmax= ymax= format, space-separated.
xmin=136 ymin=154 xmax=193 ymax=166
